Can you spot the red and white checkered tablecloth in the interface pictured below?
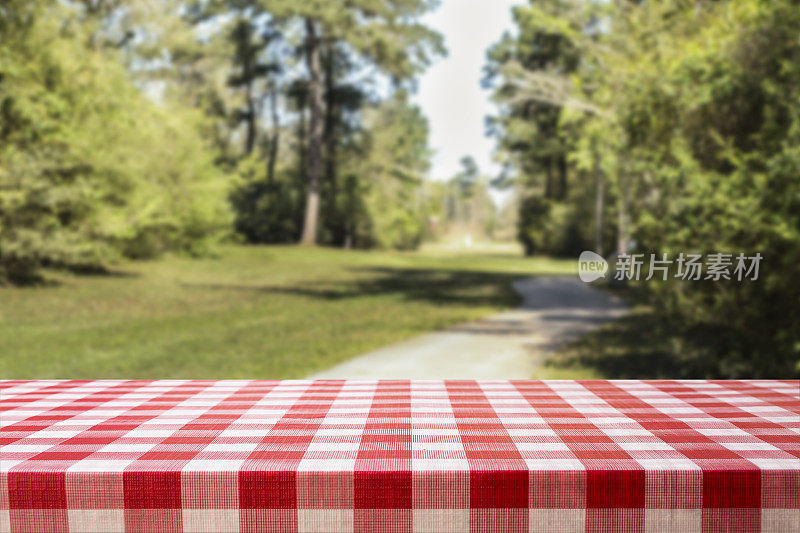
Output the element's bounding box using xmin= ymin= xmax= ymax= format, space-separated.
xmin=1 ymin=380 xmax=798 ymax=533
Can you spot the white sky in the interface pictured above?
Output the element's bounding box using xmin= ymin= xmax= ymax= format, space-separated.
xmin=415 ymin=0 xmax=523 ymax=181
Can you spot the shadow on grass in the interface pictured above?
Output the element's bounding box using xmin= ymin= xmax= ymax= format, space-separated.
xmin=543 ymin=308 xmax=681 ymax=379
xmin=5 ymin=264 xmax=141 ymax=287
xmin=182 ymin=266 xmax=530 ymax=309
xmin=542 ymin=305 xmax=761 ymax=379
xmin=66 ymin=266 xmax=140 ymax=278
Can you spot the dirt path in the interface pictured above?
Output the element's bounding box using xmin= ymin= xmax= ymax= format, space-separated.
xmin=309 ymin=276 xmax=629 ymax=379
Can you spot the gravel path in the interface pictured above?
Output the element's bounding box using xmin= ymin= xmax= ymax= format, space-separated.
xmin=309 ymin=276 xmax=629 ymax=379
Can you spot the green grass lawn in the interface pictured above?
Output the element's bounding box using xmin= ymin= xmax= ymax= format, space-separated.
xmin=1 ymin=245 xmax=572 ymax=379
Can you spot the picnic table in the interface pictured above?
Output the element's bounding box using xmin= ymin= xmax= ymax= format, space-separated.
xmin=1 ymin=379 xmax=798 ymax=532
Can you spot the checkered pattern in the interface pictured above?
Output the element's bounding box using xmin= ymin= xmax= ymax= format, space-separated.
xmin=1 ymin=380 xmax=797 ymax=532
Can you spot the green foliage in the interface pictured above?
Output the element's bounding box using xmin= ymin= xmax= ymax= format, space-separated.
xmin=229 ymin=93 xmax=433 ymax=250
xmin=169 ymin=0 xmax=444 ymax=250
xmin=0 ymin=1 xmax=230 ymax=282
xmin=436 ymin=157 xmax=499 ymax=243
xmin=604 ymin=0 xmax=800 ymax=377
xmin=517 ymin=196 xmax=584 ymax=257
xmin=486 ymin=0 xmax=592 ymax=256
xmin=263 ymin=0 xmax=445 ymax=81
xmin=229 ymin=156 xmax=304 ymax=244
xmin=491 ymin=0 xmax=800 ymax=377
xmin=357 ymin=94 xmax=433 ymax=250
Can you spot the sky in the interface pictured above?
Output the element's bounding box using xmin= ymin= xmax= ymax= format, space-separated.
xmin=414 ymin=0 xmax=523 ymax=182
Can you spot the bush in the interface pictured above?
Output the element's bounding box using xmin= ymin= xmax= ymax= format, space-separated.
xmin=518 ymin=195 xmax=587 ymax=257
xmin=0 ymin=3 xmax=229 ymax=282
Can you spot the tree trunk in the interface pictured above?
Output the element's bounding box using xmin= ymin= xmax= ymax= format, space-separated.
xmin=557 ymin=154 xmax=568 ymax=200
xmin=594 ymin=153 xmax=604 ymax=256
xmin=244 ymin=80 xmax=256 ymax=154
xmin=294 ymin=103 xmax=307 ymax=233
xmin=241 ymin=25 xmax=256 ymax=156
xmin=297 ymin=102 xmax=306 ymax=179
xmin=300 ymin=18 xmax=324 ymax=245
xmin=617 ymin=176 xmax=629 ymax=255
xmin=544 ymin=157 xmax=553 ymax=198
xmin=266 ymin=83 xmax=280 ymax=185
xmin=323 ymin=42 xmax=339 ymax=242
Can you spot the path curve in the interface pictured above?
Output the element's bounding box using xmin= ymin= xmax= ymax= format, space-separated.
xmin=309 ymin=276 xmax=628 ymax=379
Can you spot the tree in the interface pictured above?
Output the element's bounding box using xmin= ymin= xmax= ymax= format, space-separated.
xmin=485 ymin=0 xmax=597 ymax=256
xmin=355 ymin=93 xmax=433 ymax=249
xmin=167 ymin=0 xmax=443 ymax=247
xmin=489 ymin=0 xmax=800 ymax=377
xmin=299 ymin=17 xmax=325 ymax=244
xmin=228 ymin=18 xmax=281 ymax=156
xmin=0 ymin=0 xmax=229 ymax=282
xmin=264 ymin=0 xmax=445 ymax=245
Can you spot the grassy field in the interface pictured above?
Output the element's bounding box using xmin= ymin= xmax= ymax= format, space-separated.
xmin=1 ymin=245 xmax=572 ymax=379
